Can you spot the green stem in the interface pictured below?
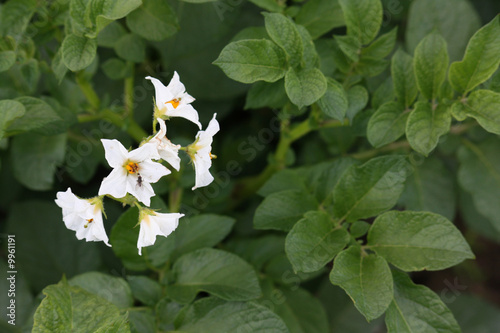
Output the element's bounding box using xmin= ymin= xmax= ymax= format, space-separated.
xmin=78 ymin=109 xmax=147 ymax=143
xmin=76 ymin=72 xmax=100 ymax=111
xmin=124 ymin=64 xmax=134 ymax=117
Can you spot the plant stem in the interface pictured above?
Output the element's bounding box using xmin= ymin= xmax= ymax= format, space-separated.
xmin=76 ymin=72 xmax=100 ymax=111
xmin=77 ymin=109 xmax=147 ymax=143
xmin=124 ymin=64 xmax=134 ymax=117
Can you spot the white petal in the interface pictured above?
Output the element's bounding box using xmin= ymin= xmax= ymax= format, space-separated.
xmin=129 ymin=142 xmax=160 ymax=162
xmin=137 ymin=216 xmax=163 ymax=255
xmin=101 ymin=139 xmax=128 ymax=168
xmin=62 ymin=212 xmax=81 ymax=230
xmin=205 ymin=113 xmax=220 ymax=138
xmin=55 ymin=188 xmax=78 ymax=211
xmin=98 ymin=168 xmax=128 ymax=198
xmin=139 ymin=160 xmax=170 ymax=183
xmin=158 ymin=142 xmax=181 ymax=171
xmin=165 ymin=104 xmax=202 ymax=129
xmin=192 ymin=155 xmax=214 ymax=190
xmin=180 ymin=92 xmax=195 ymax=105
xmin=127 ymin=175 xmax=155 ymax=206
xmin=155 ymin=118 xmax=167 ymax=139
xmin=146 ymin=76 xmax=174 ymax=109
xmin=153 ymin=213 xmax=183 ymax=237
xmin=166 ymin=71 xmax=186 ymax=98
xmin=88 ymin=213 xmax=110 ymax=246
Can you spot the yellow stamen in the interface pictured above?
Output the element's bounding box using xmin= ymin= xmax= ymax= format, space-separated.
xmin=165 ymin=98 xmax=180 ymax=109
xmin=209 ymin=153 xmax=217 ymax=160
xmin=125 ymin=162 xmax=139 ymax=174
xmin=84 ymin=218 xmax=93 ymax=228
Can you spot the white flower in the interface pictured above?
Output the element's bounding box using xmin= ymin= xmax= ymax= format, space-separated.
xmin=150 ymin=118 xmax=181 ymax=171
xmin=55 ymin=188 xmax=110 ymax=246
xmin=146 ymin=72 xmax=202 ymax=129
xmin=137 ymin=211 xmax=184 ymax=255
xmin=188 ymin=113 xmax=220 ymax=190
xmin=98 ymin=139 xmax=170 ymax=206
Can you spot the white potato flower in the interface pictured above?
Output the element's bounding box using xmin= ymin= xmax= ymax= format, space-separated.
xmin=146 ymin=72 xmax=202 ymax=129
xmin=98 ymin=139 xmax=170 ymax=206
xmin=150 ymin=118 xmax=181 ymax=171
xmin=55 ymin=188 xmax=110 ymax=246
xmin=137 ymin=211 xmax=184 ymax=255
xmin=188 ymin=113 xmax=219 ymax=190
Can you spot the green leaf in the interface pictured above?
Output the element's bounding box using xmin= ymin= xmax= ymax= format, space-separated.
xmin=85 ymin=0 xmax=142 ymax=38
xmin=226 ymin=235 xmax=285 ymax=271
xmin=371 ymin=77 xmax=395 ymax=110
xmin=0 ymin=50 xmax=16 ymax=72
xmin=448 ymin=16 xmax=500 ymax=94
xmin=62 ymin=34 xmax=97 ymax=72
xmin=413 ymin=31 xmax=449 ymax=100
xmin=285 ymin=67 xmax=327 ymax=108
xmin=458 ymin=138 xmax=500 ymax=234
xmin=214 ymin=39 xmax=288 ymax=84
xmin=295 ymin=0 xmax=345 ymax=39
xmin=463 ymin=90 xmax=500 ymax=134
xmin=6 ymin=201 xmax=101 ymax=293
xmin=367 ymin=101 xmax=408 ymax=148
xmin=367 ymin=210 xmax=474 ymax=271
xmin=114 ymin=33 xmax=145 ymax=63
xmin=0 ymin=0 xmax=36 ymax=39
xmin=176 ymin=298 xmax=288 ymax=333
xmin=254 ymin=189 xmax=319 ymax=231
xmin=335 ymin=35 xmax=361 ymax=62
xmin=405 ymin=0 xmax=481 ymax=62
xmin=244 ymin=79 xmax=288 ymax=110
xmin=101 ymin=58 xmax=133 ymax=80
xmin=399 ymin=157 xmax=456 ymax=220
xmin=180 ymin=0 xmax=219 ymax=3
xmin=32 ymin=279 xmax=130 ymax=333
xmin=330 ymin=245 xmax=393 ymax=321
xmin=6 ymin=96 xmax=61 ymax=135
xmin=248 ymin=0 xmax=284 ymax=12
xmin=406 ymin=102 xmax=451 ymax=156
xmin=391 ymin=49 xmax=418 ymax=108
xmin=317 ymin=77 xmax=348 ymax=121
xmin=11 ymin=133 xmax=66 ymax=191
xmin=385 ymin=271 xmax=460 ymax=333
xmin=297 ymin=25 xmax=319 ymax=69
xmin=128 ymin=276 xmax=162 ymax=307
xmin=264 ymin=12 xmax=303 ymax=68
xmin=129 ymin=311 xmax=155 ymax=333
xmin=361 ymin=27 xmax=397 ymax=59
xmin=51 ymin=48 xmax=68 ymax=83
xmin=345 ymin=85 xmax=368 ymax=122
xmin=166 ymin=248 xmax=261 ymax=304
xmin=110 ymin=207 xmax=149 ymax=271
xmin=338 ymin=0 xmax=382 ymax=45
xmin=259 ymin=281 xmax=330 ymax=333
xmin=69 ymin=272 xmax=133 ymax=309
xmin=349 ymin=221 xmax=371 ymax=238
xmin=332 ymin=155 xmax=409 ymax=222
xmin=168 ymin=214 xmax=235 ymax=261
xmin=285 ymin=211 xmax=349 ymax=273
xmin=126 ymin=0 xmax=178 ymax=41
xmin=97 ymin=21 xmax=127 ymax=48
xmin=448 ymin=294 xmax=500 ymax=332
xmin=0 ymin=100 xmax=25 ymax=139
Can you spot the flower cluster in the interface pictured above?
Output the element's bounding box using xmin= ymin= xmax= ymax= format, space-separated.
xmin=55 ymin=72 xmax=219 ymax=255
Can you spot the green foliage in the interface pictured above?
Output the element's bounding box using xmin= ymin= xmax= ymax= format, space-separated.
xmin=330 ymin=245 xmax=393 ymax=321
xmin=32 ymin=278 xmax=130 ymax=333
xmin=385 ymin=271 xmax=461 ymax=333
xmin=367 ymin=211 xmax=474 ymax=271
xmin=166 ymin=248 xmax=261 ymax=304
xmin=2 ymin=0 xmax=499 ymax=331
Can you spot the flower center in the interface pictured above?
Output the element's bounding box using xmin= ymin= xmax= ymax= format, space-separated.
xmin=84 ymin=218 xmax=93 ymax=228
xmin=165 ymin=98 xmax=180 ymax=109
xmin=125 ymin=162 xmax=140 ymax=174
